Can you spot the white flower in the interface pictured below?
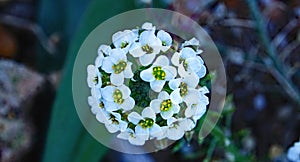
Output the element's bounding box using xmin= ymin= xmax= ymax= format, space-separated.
xmin=287 ymin=141 xmax=300 ymax=162
xmin=160 ymin=117 xmax=195 ymax=140
xmin=140 ymin=56 xmax=176 ymax=92
xmin=150 ymin=91 xmax=180 ymax=120
xmin=185 ymin=87 xmax=209 ymax=121
xmin=168 ymin=73 xmax=200 ymax=105
xmin=101 ymin=85 xmax=135 ymax=112
xmin=128 ymin=107 xmax=163 ymax=140
xmin=117 ymin=128 xmax=146 ymax=146
xmin=141 ymin=22 xmax=156 ymax=31
xmin=88 ymin=95 xmax=104 ymax=115
xmin=181 ymin=37 xmax=203 ymax=54
xmin=129 ymin=30 xmax=162 ymax=66
xmin=157 ymin=30 xmax=172 ymax=52
xmin=87 ymin=65 xmax=102 ymax=88
xmin=171 ymin=47 xmax=206 ymax=78
xmin=102 ymin=48 xmax=133 ymax=86
xmin=96 ymin=111 xmax=128 ymax=133
xmin=112 ymin=30 xmax=138 ymax=53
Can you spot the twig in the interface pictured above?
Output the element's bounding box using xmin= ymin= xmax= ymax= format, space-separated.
xmin=220 ymin=18 xmax=255 ymax=28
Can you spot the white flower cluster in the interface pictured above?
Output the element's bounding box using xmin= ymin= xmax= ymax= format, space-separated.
xmin=287 ymin=140 xmax=300 ymax=162
xmin=87 ymin=22 xmax=209 ymax=146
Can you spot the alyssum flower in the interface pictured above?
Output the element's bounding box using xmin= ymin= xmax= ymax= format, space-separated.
xmin=87 ymin=22 xmax=209 ymax=146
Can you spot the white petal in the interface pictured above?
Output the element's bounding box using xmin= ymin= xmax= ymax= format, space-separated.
xmin=178 ymin=63 xmax=189 ymax=77
xmin=142 ymin=22 xmax=155 ymax=30
xmin=139 ymin=53 xmax=156 ymax=66
xmin=194 ymin=104 xmax=206 ymax=118
xmin=150 ymin=80 xmax=165 ymax=92
xmin=98 ymin=44 xmax=111 ymax=55
xmin=91 ymin=106 xmax=101 ymax=115
xmin=186 ymin=57 xmax=202 ymax=73
xmin=167 ymin=117 xmax=177 ymax=126
xmin=129 ymin=42 xmax=145 ymax=57
xmin=181 ymin=118 xmax=196 ymax=131
xmin=183 ymin=73 xmax=199 ymax=88
xmin=157 ymin=30 xmax=172 ymax=46
xmin=142 ymin=107 xmax=156 ymax=119
xmin=182 ymin=37 xmax=200 ymax=47
xmin=158 ymin=91 xmax=170 ymax=100
xmin=184 ymin=106 xmax=194 ymax=118
xmin=150 ymin=99 xmax=162 ymax=113
xmin=184 ymin=89 xmax=201 ymax=105
xmin=101 ymin=86 xmax=115 ymax=101
xmin=168 ymin=78 xmax=181 ymax=90
xmin=163 ymin=66 xmax=177 ymax=81
xmin=140 ymin=68 xmax=155 ymax=82
xmin=88 ymin=96 xmax=97 ymax=107
xmin=180 ymin=47 xmax=196 ymax=59
xmin=119 ymin=120 xmax=128 ymax=132
xmin=199 ymin=86 xmax=209 ymax=94
xmin=95 ymin=55 xmax=104 ymax=68
xmin=172 ymin=104 xmax=180 ymax=114
xmin=117 ymin=131 xmax=130 ymax=140
xmin=110 ymin=49 xmax=126 ymax=64
xmin=171 ymin=52 xmax=180 ymax=66
xmin=103 ymin=100 xmax=119 ymax=112
xmin=96 ymin=110 xmax=109 ymax=123
xmin=167 ymin=127 xmax=184 ymax=140
xmin=161 ymin=110 xmax=173 ymax=120
xmin=118 ymin=85 xmax=131 ymax=99
xmin=128 ymin=112 xmax=143 ymax=124
xmin=101 ymin=58 xmax=114 ymax=73
xmin=170 ymin=89 xmax=183 ymax=104
xmin=135 ymin=125 xmax=149 ymax=140
xmin=121 ymin=97 xmax=135 ymax=111
xmin=153 ymin=56 xmax=169 ymax=67
xmin=150 ymin=123 xmax=162 ymax=138
xmin=123 ymin=62 xmax=133 ymax=78
xmin=110 ymin=73 xmax=124 ymax=86
xmin=128 ymin=136 xmax=145 ymax=146
xmin=140 ymin=31 xmax=156 ymax=45
xmin=196 ymin=64 xmax=207 ymax=78
xmin=105 ymin=123 xmax=119 ymax=133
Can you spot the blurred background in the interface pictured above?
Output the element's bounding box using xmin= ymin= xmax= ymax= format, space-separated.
xmin=0 ymin=0 xmax=299 ymax=161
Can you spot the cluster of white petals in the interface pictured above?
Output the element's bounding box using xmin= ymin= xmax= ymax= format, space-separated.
xmin=287 ymin=140 xmax=300 ymax=162
xmin=87 ymin=22 xmax=209 ymax=146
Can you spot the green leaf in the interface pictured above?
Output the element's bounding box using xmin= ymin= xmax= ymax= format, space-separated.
xmin=42 ymin=1 xmax=136 ymax=162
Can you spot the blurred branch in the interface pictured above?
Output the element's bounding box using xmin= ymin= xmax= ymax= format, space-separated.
xmin=272 ymin=19 xmax=298 ymax=49
xmin=246 ymin=0 xmax=300 ymax=106
xmin=220 ymin=18 xmax=255 ymax=28
xmin=0 ymin=14 xmax=57 ymax=54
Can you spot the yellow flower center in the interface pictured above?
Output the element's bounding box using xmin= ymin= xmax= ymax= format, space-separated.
xmin=160 ymin=99 xmax=172 ymax=111
xmin=112 ymin=61 xmax=127 ymax=74
xmin=141 ymin=44 xmax=153 ymax=54
xmin=113 ymin=89 xmax=124 ymax=104
xmin=153 ymin=66 xmax=166 ymax=80
xmin=179 ymin=82 xmax=188 ymax=97
xmin=139 ymin=118 xmax=154 ymax=128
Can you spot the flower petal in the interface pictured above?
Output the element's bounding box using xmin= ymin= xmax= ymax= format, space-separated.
xmin=101 ymin=58 xmax=114 ymax=73
xmin=121 ymin=97 xmax=135 ymax=111
xmin=167 ymin=126 xmax=184 ymax=140
xmin=150 ymin=80 xmax=165 ymax=92
xmin=181 ymin=118 xmax=196 ymax=131
xmin=150 ymin=123 xmax=163 ymax=138
xmin=129 ymin=42 xmax=145 ymax=57
xmin=171 ymin=52 xmax=180 ymax=66
xmin=186 ymin=57 xmax=202 ymax=73
xmin=168 ymin=78 xmax=181 ymax=90
xmin=150 ymin=99 xmax=162 ymax=113
xmin=103 ymin=100 xmax=119 ymax=112
xmin=123 ymin=62 xmax=133 ymax=78
xmin=139 ymin=53 xmax=156 ymax=66
xmin=181 ymin=37 xmax=200 ymax=47
xmin=167 ymin=117 xmax=177 ymax=126
xmin=128 ymin=112 xmax=143 ymax=124
xmin=110 ymin=72 xmax=124 ymax=86
xmin=158 ymin=91 xmax=170 ymax=100
xmin=163 ymin=66 xmax=177 ymax=81
xmin=140 ymin=68 xmax=155 ymax=82
xmin=95 ymin=54 xmax=104 ymax=68
xmin=170 ymin=89 xmax=183 ymax=104
xmin=135 ymin=125 xmax=149 ymax=140
xmin=157 ymin=30 xmax=172 ymax=46
xmin=117 ymin=131 xmax=130 ymax=140
xmin=153 ymin=55 xmax=169 ymax=66
xmin=142 ymin=107 xmax=156 ymax=119
xmin=119 ymin=120 xmax=128 ymax=132
xmin=118 ymin=85 xmax=131 ymax=99
xmin=105 ymin=123 xmax=119 ymax=133
xmin=183 ymin=73 xmax=199 ymax=88
xmin=142 ymin=22 xmax=155 ymax=31
xmin=196 ymin=64 xmax=207 ymax=78
xmin=172 ymin=104 xmax=180 ymax=114
xmin=101 ymin=86 xmax=115 ymax=101
xmin=180 ymin=47 xmax=196 ymax=59
xmin=184 ymin=106 xmax=194 ymax=118
xmin=161 ymin=110 xmax=173 ymax=120
xmin=98 ymin=44 xmax=111 ymax=55
xmin=128 ymin=136 xmax=145 ymax=146
xmin=184 ymin=89 xmax=200 ymax=106
xmin=96 ymin=109 xmax=109 ymax=123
